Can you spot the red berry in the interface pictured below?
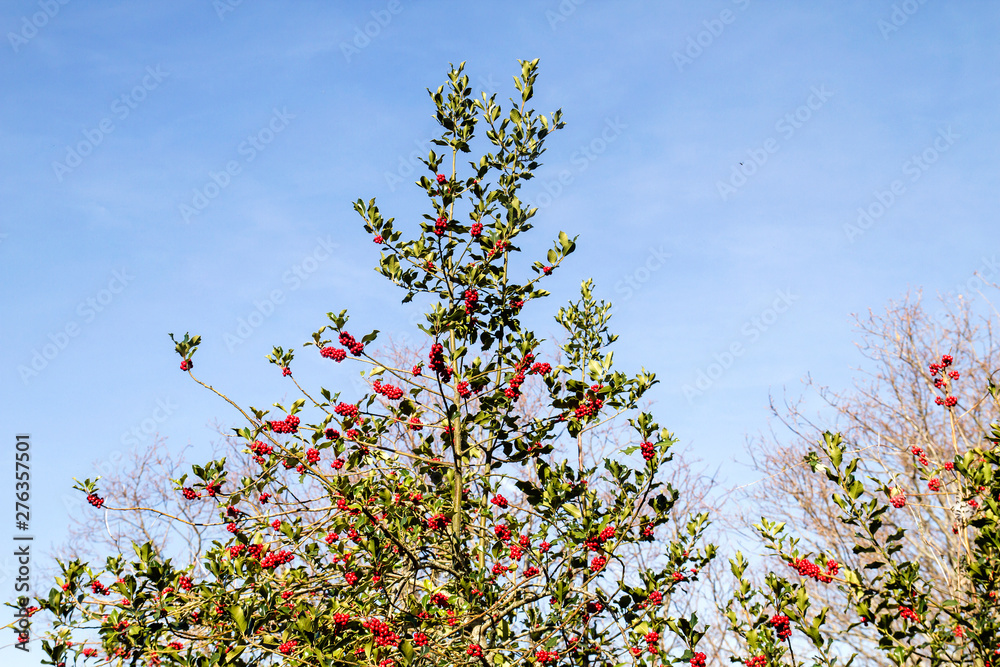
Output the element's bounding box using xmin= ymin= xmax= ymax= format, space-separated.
xmin=179 ymin=359 xmax=192 ymax=371
xmin=436 ymin=174 xmax=446 ymax=184
xmin=321 ymin=346 xmax=347 ymax=362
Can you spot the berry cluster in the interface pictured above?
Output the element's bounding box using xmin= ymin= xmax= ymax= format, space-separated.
xmin=320 ymin=346 xmax=347 ymax=362
xmin=434 ymin=216 xmax=448 ymax=236
xmin=306 ymin=448 xmax=320 ymax=463
xmin=504 ymin=352 xmax=535 ymax=400
xmin=339 ymin=331 xmax=365 ymax=356
xmin=644 ymin=631 xmax=660 ymax=654
xmin=492 ymin=563 xmax=510 ymax=575
xmin=690 ymin=651 xmax=706 ymax=667
xmin=788 ymin=557 xmax=838 ymax=583
xmin=436 ymin=174 xmax=447 ymax=184
xmin=640 ymin=441 xmax=655 ymax=461
xmin=928 ymin=477 xmax=942 ymax=491
xmin=890 ymin=489 xmax=907 ymax=508
xmin=363 ymin=618 xmax=400 ymax=647
xmin=590 ymin=556 xmax=607 ymax=572
xmin=408 ymin=416 xmax=423 ymax=431
xmin=428 ymin=343 xmax=453 ymax=381
xmin=259 ymin=549 xmax=294 ymax=569
xmin=372 ymin=380 xmax=404 ymax=400
xmin=491 ymin=494 xmax=508 ymax=508
xmin=929 ymin=355 xmax=959 ymax=407
xmin=87 ymin=493 xmax=104 ymax=508
xmin=530 ymin=361 xmax=551 ymax=375
xmin=769 ymin=614 xmax=791 ymax=640
xmin=91 ymin=580 xmax=109 ymax=595
xmin=182 ymin=487 xmax=199 ymax=500
xmin=427 ymin=513 xmax=448 ymax=531
xmin=494 ymin=524 xmax=512 ymax=541
xmin=470 ymin=221 xmax=483 ymax=236
xmin=536 ymin=649 xmax=558 ymax=663
xmin=269 ymin=415 xmax=300 ymax=434
xmin=486 ymin=240 xmax=507 ymax=259
xmin=524 ymin=566 xmax=540 ymax=577
xmin=467 ymin=644 xmax=483 ymax=657
xmin=335 ymin=402 xmax=359 ymax=421
xmin=278 ymin=640 xmax=297 ymax=655
xmin=463 ymin=288 xmax=478 ymax=313
xmin=910 ymin=445 xmax=930 ymax=467
xmin=177 ymin=575 xmax=193 ymax=591
xmin=413 ymin=632 xmax=429 ymax=647
xmin=373 ymin=235 xmax=383 ymax=244
xmin=928 ymin=354 xmax=954 ymax=375
xmin=746 ymin=656 xmax=766 ymax=667
xmin=574 ymin=385 xmax=604 ymax=419
xmin=251 ymin=441 xmax=274 ymax=457
xmin=936 ymin=395 xmax=958 ymax=407
xmin=179 ymin=359 xmax=193 ymax=371
xmin=457 ymin=380 xmax=472 ymax=398
xmin=899 ymin=606 xmax=919 ymax=622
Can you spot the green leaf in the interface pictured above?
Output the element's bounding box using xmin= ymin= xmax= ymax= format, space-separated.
xmin=229 ymin=605 xmax=247 ymax=633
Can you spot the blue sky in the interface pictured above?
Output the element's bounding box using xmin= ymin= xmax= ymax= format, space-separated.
xmin=2 ymin=0 xmax=1000 ymax=659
